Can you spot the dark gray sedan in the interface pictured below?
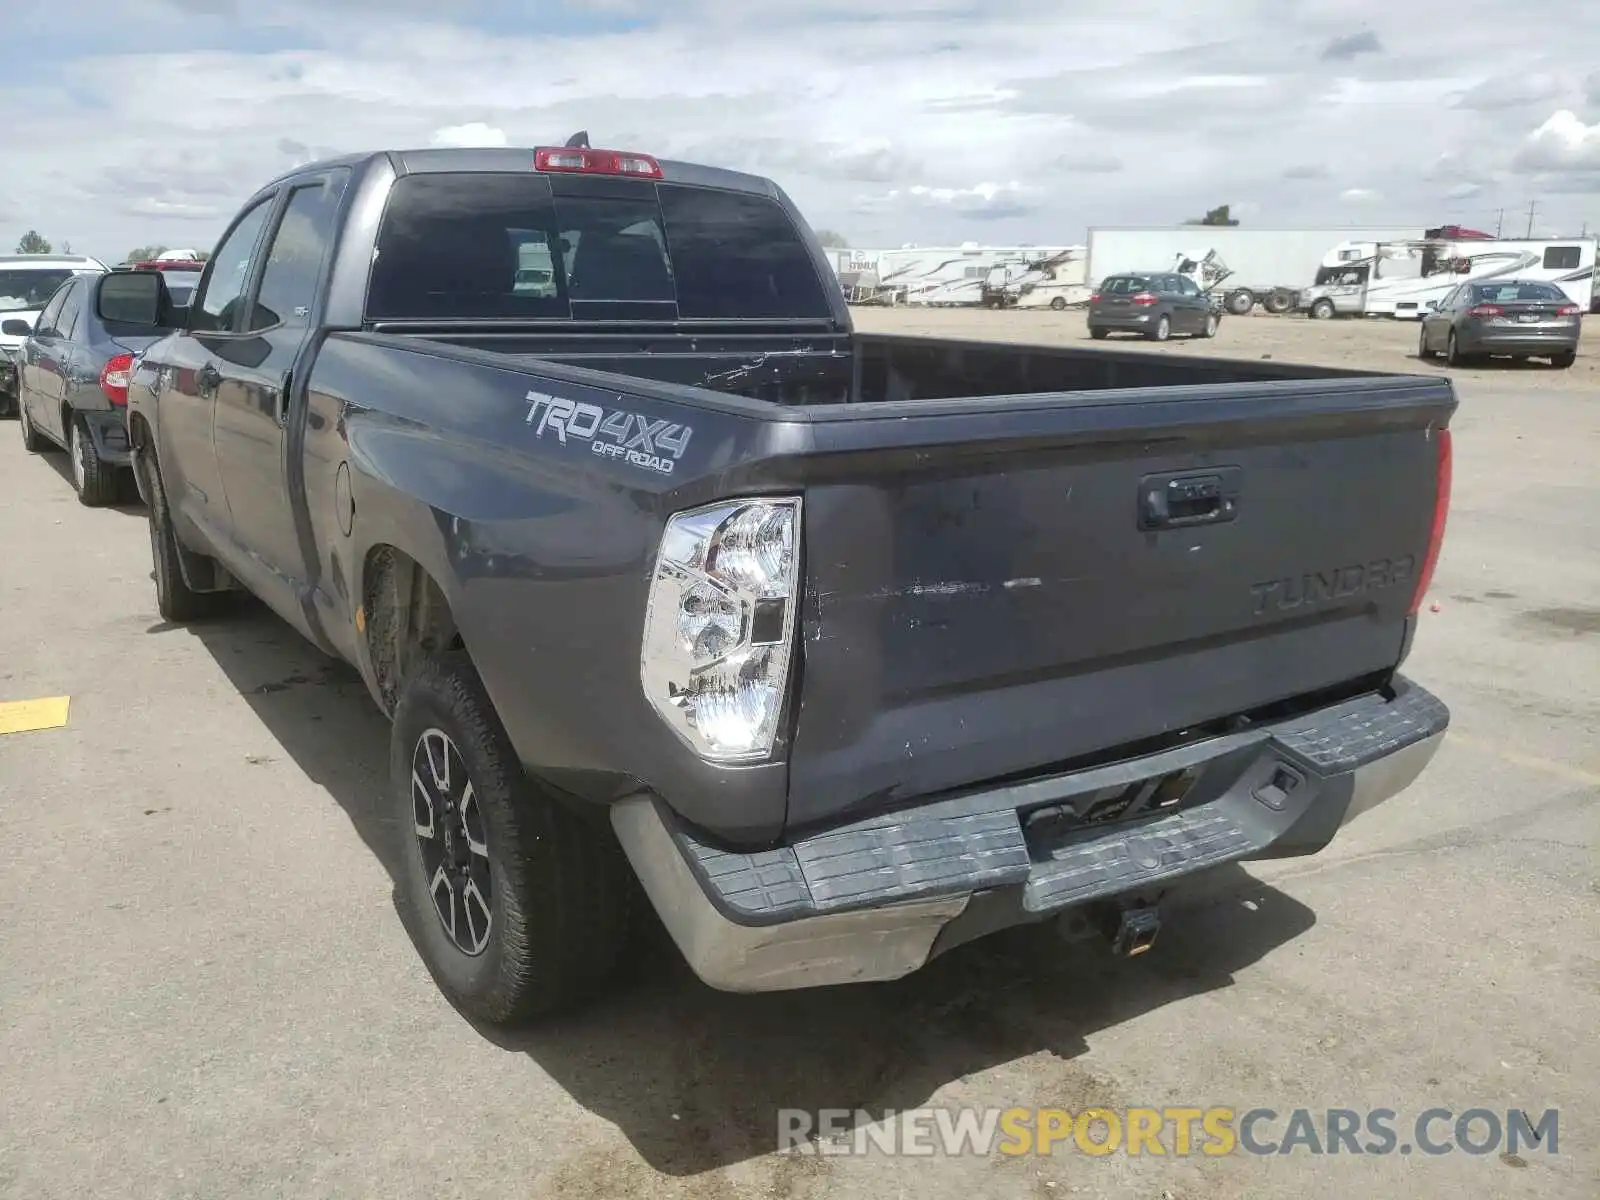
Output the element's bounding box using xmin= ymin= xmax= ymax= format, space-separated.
xmin=7 ymin=270 xmax=189 ymax=505
xmin=1418 ymin=279 xmax=1581 ymax=368
xmin=1088 ymin=272 xmax=1219 ymax=341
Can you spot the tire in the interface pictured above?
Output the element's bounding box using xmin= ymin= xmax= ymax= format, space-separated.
xmin=1225 ymin=289 xmax=1254 ymax=316
xmin=18 ymin=397 xmax=46 ymax=453
xmin=140 ymin=445 xmax=220 ymax=622
xmin=1197 ymin=313 xmax=1219 ymax=339
xmin=1049 ymin=296 xmax=1067 ymax=311
xmin=69 ymin=415 xmax=120 ymax=507
xmin=392 ymin=651 xmax=635 ymax=1027
xmin=1550 ymin=351 xmax=1576 ymax=369
xmin=1148 ymin=314 xmax=1171 ymax=342
xmin=1418 ymin=326 xmax=1435 ymax=360
xmin=1446 ymin=332 xmax=1469 ymax=367
xmin=1310 ymin=299 xmax=1336 ymax=321
xmin=1089 ymin=327 xmax=1109 ymax=340
xmin=1263 ymin=290 xmax=1294 ymax=315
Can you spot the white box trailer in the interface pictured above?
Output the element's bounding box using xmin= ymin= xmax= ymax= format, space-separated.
xmin=1086 ymin=226 xmax=1422 ymax=315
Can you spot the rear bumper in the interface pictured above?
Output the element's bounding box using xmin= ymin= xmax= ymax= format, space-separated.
xmin=613 ymin=676 xmax=1448 ymax=993
xmin=1088 ymin=313 xmax=1157 ymax=331
xmin=1457 ymin=330 xmax=1578 ymax=356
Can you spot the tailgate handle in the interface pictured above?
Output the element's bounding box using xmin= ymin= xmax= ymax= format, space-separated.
xmin=1139 ymin=470 xmax=1240 ymax=530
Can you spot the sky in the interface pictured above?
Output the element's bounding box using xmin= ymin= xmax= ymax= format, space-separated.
xmin=4 ymin=0 xmax=1600 ymax=262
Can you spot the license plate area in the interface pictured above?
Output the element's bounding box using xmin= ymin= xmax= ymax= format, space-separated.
xmin=1021 ymin=765 xmax=1204 ymax=854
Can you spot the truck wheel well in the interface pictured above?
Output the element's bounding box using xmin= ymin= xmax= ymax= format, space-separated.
xmin=363 ymin=545 xmax=464 ymax=715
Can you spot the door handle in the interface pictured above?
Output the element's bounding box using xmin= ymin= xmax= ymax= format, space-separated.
xmin=196 ymin=362 xmax=221 ymax=396
xmin=1138 ymin=468 xmax=1242 ymax=531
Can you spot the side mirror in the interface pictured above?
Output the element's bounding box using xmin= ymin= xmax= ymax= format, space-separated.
xmin=1423 ymin=300 xmax=1438 ymax=311
xmin=1 ymin=318 xmax=31 ymax=337
xmin=97 ymin=270 xmax=181 ymax=329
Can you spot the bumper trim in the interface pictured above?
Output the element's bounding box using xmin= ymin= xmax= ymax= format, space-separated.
xmin=613 ymin=677 xmax=1449 ymax=993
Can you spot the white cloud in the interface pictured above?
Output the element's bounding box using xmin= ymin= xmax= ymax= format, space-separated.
xmin=5 ymin=0 xmax=1600 ymax=259
xmin=1513 ymin=109 xmax=1600 ymax=172
xmin=1340 ymin=187 xmax=1380 ymax=203
xmin=429 ymin=122 xmax=509 ymax=149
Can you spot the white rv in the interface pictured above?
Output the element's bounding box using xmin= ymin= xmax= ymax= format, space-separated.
xmin=870 ymin=244 xmax=1078 ymax=306
xmin=1004 ymin=247 xmax=1092 ymax=310
xmin=1300 ymin=238 xmax=1598 ymax=319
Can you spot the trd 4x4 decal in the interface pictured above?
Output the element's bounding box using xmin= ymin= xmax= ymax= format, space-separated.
xmin=523 ymin=390 xmax=693 ymax=476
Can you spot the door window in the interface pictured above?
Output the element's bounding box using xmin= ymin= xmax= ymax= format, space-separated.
xmin=55 ymin=281 xmax=85 ymax=341
xmin=191 ymin=196 xmax=275 ymax=333
xmin=246 ymin=175 xmax=349 ymax=333
xmin=1177 ymin=276 xmax=1203 ymax=297
xmin=32 ymin=283 xmax=71 ymax=338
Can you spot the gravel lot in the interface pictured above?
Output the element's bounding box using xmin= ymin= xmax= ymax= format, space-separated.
xmin=2 ymin=310 xmax=1597 ymax=1199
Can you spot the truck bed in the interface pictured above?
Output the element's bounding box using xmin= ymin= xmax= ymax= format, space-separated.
xmin=317 ymin=328 xmax=1452 ymax=841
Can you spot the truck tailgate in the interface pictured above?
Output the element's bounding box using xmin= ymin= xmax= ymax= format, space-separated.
xmin=785 ymin=377 xmax=1453 ymax=830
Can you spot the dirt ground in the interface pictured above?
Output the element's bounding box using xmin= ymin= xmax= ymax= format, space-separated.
xmin=1 ymin=313 xmax=1597 ymax=1199
xmin=852 ymin=304 xmax=1600 ymax=389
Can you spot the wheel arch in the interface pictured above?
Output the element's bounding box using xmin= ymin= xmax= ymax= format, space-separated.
xmin=360 ymin=543 xmax=467 ymax=717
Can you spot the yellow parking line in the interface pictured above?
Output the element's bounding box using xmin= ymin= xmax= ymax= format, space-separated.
xmin=1448 ymin=731 xmax=1600 ymax=788
xmin=0 ymin=695 xmax=72 ymax=735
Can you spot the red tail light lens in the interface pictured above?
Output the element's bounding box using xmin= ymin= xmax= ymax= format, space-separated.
xmin=1409 ymin=427 xmax=1452 ymax=615
xmin=1558 ymin=304 xmax=1580 ymax=316
xmin=1089 ymin=293 xmax=1101 ymax=303
xmin=1466 ymin=304 xmax=1502 ymax=317
xmin=533 ymin=147 xmax=662 ymax=178
xmin=100 ymin=353 xmax=134 ymax=406
xmin=1131 ymin=292 xmax=1158 ymax=306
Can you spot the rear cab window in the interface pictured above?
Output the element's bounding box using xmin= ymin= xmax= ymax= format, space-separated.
xmin=1101 ymin=276 xmax=1150 ymax=296
xmin=367 ymin=171 xmax=832 ymax=322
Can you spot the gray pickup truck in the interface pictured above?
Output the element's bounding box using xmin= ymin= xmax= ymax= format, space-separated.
xmin=121 ymin=143 xmax=1454 ymax=1027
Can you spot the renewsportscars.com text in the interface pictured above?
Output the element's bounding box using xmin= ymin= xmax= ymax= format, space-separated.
xmin=778 ymin=1106 xmax=1560 ymax=1158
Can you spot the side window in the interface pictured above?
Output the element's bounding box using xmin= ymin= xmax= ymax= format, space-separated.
xmin=1178 ymin=277 xmax=1202 ymax=297
xmin=32 ymin=283 xmax=71 ymax=338
xmin=1543 ymin=245 xmax=1580 ymax=271
xmin=55 ymin=281 xmax=85 ymax=340
xmin=246 ymin=175 xmax=348 ymax=333
xmin=191 ymin=196 xmax=275 ymax=333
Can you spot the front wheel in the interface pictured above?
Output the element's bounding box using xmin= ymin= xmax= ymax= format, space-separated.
xmin=1049 ymin=296 xmax=1067 ymax=311
xmin=1197 ymin=313 xmax=1219 ymax=339
xmin=392 ymin=651 xmax=635 ymax=1027
xmin=1310 ymin=299 xmax=1336 ymax=320
xmin=1225 ymin=290 xmax=1254 ymax=316
xmin=18 ymin=397 xmax=46 ymax=452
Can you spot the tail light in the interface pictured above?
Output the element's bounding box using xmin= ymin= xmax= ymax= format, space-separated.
xmin=1131 ymin=292 xmax=1158 ymax=306
xmin=1089 ymin=293 xmax=1101 ymax=303
xmin=641 ymin=498 xmax=801 ymax=763
xmin=100 ymin=353 xmax=134 ymax=406
xmin=1466 ymin=304 xmax=1502 ymax=317
xmin=1558 ymin=304 xmax=1580 ymax=316
xmin=1408 ymin=427 xmax=1453 ymax=615
xmin=534 ymin=147 xmax=662 ymax=178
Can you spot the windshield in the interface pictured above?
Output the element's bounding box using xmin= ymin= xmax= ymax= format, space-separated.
xmin=367 ymin=172 xmax=832 ymax=321
xmin=1472 ymin=281 xmax=1566 ymax=303
xmin=1313 ymin=265 xmax=1368 ymax=286
xmin=0 ymin=269 xmax=75 ymax=313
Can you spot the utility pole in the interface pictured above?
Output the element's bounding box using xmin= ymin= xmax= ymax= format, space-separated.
xmin=1495 ymin=208 xmax=1504 ymax=237
xmin=1524 ymin=199 xmax=1537 ymax=238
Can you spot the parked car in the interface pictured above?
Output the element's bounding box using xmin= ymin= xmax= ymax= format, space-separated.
xmin=126 ymin=145 xmax=1453 ymax=1027
xmin=1088 ymin=272 xmax=1220 ymax=340
xmin=8 ymin=269 xmax=189 ymax=504
xmin=1418 ymin=279 xmax=1582 ymax=368
xmin=0 ymin=254 xmax=109 ymax=416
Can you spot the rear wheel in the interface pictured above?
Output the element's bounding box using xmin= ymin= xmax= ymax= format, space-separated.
xmin=1148 ymin=314 xmax=1171 ymax=342
xmin=1310 ymin=299 xmax=1336 ymax=321
xmin=1446 ymin=332 xmax=1470 ymax=367
xmin=18 ymin=397 xmax=46 ymax=452
xmin=1417 ymin=325 xmax=1435 ymax=360
xmin=69 ymin=416 xmax=119 ymax=507
xmin=1263 ymin=289 xmax=1294 ymax=315
xmin=1049 ymin=296 xmax=1067 ymax=311
xmin=392 ymin=651 xmax=635 ymax=1027
xmin=1550 ymin=351 xmax=1576 ymax=369
xmin=1088 ymin=326 xmax=1109 ymax=340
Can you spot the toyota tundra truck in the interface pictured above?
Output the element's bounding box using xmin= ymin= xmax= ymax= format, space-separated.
xmin=121 ymin=143 xmax=1454 ymax=1027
